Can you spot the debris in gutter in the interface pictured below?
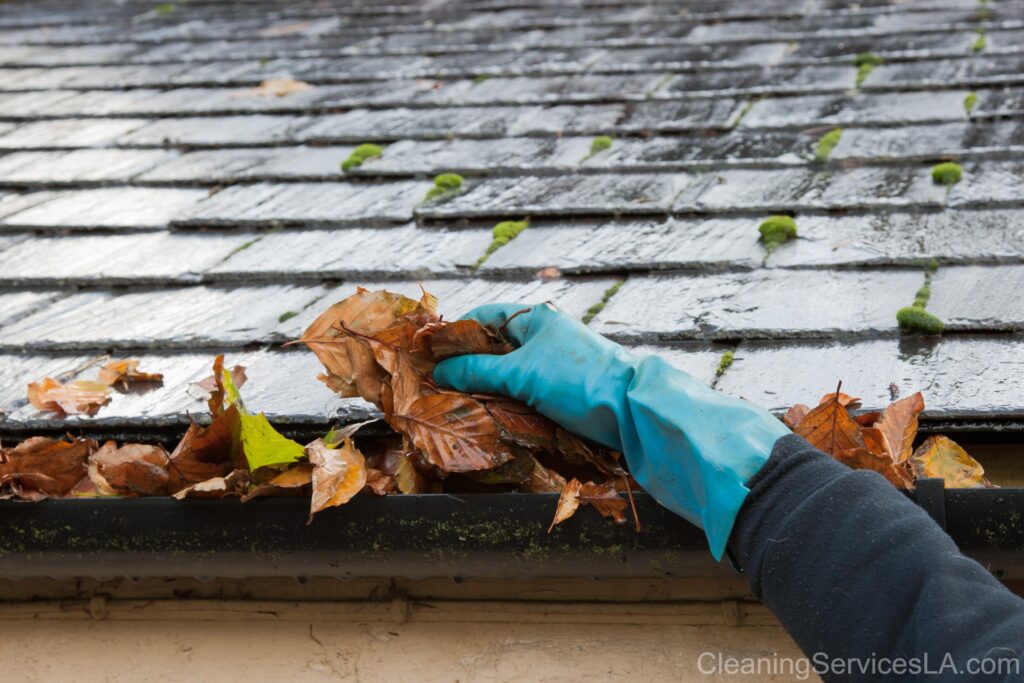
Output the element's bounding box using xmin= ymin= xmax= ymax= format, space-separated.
xmin=787 ymin=385 xmax=991 ymax=489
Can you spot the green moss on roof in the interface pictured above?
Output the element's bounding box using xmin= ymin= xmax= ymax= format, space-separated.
xmin=897 ymin=260 xmax=943 ymax=334
xmin=154 ymin=2 xmax=176 ymax=14
xmin=341 ymin=143 xmax=384 ymax=172
xmin=425 ymin=172 xmax=465 ymax=202
xmin=964 ymin=91 xmax=978 ymax=114
xmin=758 ymin=215 xmax=797 ymax=254
xmin=814 ymin=128 xmax=842 ymax=163
xmin=972 ymin=28 xmax=987 ymax=53
xmin=931 ymin=162 xmax=963 ymax=186
xmin=715 ymin=350 xmax=735 ymax=378
xmin=582 ymin=280 xmax=624 ymax=324
xmin=854 ymin=52 xmax=883 ymax=87
xmin=897 ymin=306 xmax=945 ymax=334
xmin=473 ymin=220 xmax=529 ymax=269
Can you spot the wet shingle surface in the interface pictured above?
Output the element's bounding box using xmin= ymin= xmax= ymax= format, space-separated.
xmin=1 ymin=0 xmax=1023 ymax=432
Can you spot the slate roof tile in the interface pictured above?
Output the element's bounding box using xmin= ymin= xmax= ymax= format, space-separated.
xmin=0 ymin=0 xmax=1022 ymax=431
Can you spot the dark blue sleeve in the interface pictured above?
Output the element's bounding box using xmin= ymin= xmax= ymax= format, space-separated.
xmin=730 ymin=434 xmax=1024 ymax=682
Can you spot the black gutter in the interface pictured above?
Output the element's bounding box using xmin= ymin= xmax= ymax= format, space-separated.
xmin=0 ymin=486 xmax=1020 ymax=580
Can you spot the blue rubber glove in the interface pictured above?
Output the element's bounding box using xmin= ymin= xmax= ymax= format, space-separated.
xmin=433 ymin=302 xmax=791 ymax=560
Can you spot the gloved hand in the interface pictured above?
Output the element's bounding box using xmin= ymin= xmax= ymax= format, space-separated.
xmin=433 ymin=302 xmax=790 ymax=560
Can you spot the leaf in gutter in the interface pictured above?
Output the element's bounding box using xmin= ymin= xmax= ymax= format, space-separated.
xmin=579 ymin=481 xmax=628 ymax=524
xmin=390 ymin=393 xmax=511 ymax=473
xmin=172 ymin=469 xmax=249 ymax=499
xmin=835 ymin=447 xmax=913 ymax=489
xmin=89 ymin=441 xmax=171 ymax=497
xmin=167 ymin=408 xmax=238 ymax=492
xmin=308 ymin=437 xmax=367 ymax=521
xmin=0 ymin=436 xmax=95 ymax=498
xmin=783 ymin=403 xmax=810 ymax=429
xmin=909 ymin=435 xmax=990 ymax=488
xmin=793 ymin=392 xmax=865 ymax=456
xmin=548 ymin=478 xmax=628 ymax=531
xmin=523 ymin=457 xmax=567 ymax=493
xmin=221 ymin=366 xmax=305 ymax=472
xmin=241 ymin=463 xmax=313 ymax=502
xmin=549 ymin=478 xmax=583 ymax=532
xmin=27 ymin=377 xmax=110 ymax=416
xmin=874 ymin=392 xmax=925 ymax=464
xmin=818 ymin=392 xmax=862 ymax=409
xmin=98 ymin=359 xmax=164 ymax=389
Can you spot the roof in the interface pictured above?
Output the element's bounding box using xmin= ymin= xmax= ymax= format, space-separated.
xmin=1 ymin=0 xmax=1023 ymax=438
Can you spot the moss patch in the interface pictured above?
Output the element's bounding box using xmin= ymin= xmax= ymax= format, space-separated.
xmin=582 ymin=135 xmax=613 ymax=163
xmin=473 ymin=219 xmax=529 ymax=269
xmin=341 ymin=143 xmax=384 ymax=172
xmin=897 ymin=306 xmax=945 ymax=334
xmin=758 ymin=215 xmax=797 ymax=254
xmin=964 ymin=91 xmax=978 ymax=114
xmin=154 ymin=3 xmax=176 ymax=15
xmin=715 ymin=350 xmax=735 ymax=378
xmin=898 ymin=260 xmax=944 ymax=334
xmin=582 ymin=280 xmax=624 ymax=324
xmin=854 ymin=52 xmax=883 ymax=87
xmin=931 ymin=161 xmax=963 ymax=185
xmin=278 ymin=311 xmax=298 ymax=323
xmin=425 ymin=172 xmax=465 ymax=202
xmin=814 ymin=128 xmax=842 ymax=163
xmin=972 ymin=28 xmax=987 ymax=53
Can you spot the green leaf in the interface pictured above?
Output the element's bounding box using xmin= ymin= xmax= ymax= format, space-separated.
xmin=222 ymin=368 xmax=304 ymax=471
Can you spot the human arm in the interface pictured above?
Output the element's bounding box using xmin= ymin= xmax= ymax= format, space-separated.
xmin=434 ymin=301 xmax=1024 ymax=681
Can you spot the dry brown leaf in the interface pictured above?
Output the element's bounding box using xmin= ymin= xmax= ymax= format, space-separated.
xmin=98 ymin=359 xmax=164 ymax=388
xmin=818 ymin=392 xmax=862 ymax=409
xmin=235 ymin=77 xmax=315 ymax=98
xmin=190 ymin=356 xmax=247 ymax=414
xmin=428 ymin=319 xmax=514 ymax=360
xmin=89 ymin=441 xmax=171 ymax=497
xmin=308 ymin=437 xmax=367 ymax=521
xmin=391 ymin=393 xmax=511 ymax=473
xmin=27 ymin=377 xmax=110 ymax=416
xmin=241 ymin=463 xmax=313 ymax=502
xmin=579 ymin=481 xmax=628 ymax=524
xmin=172 ymin=469 xmax=248 ymax=499
xmin=874 ymin=392 xmax=925 ymax=464
xmin=166 ymin=407 xmax=238 ymax=492
xmin=783 ymin=403 xmax=809 ymax=429
xmin=835 ymin=448 xmax=913 ymax=489
xmin=549 ymin=478 xmax=582 ymax=532
xmin=794 ymin=392 xmax=865 ymax=456
xmin=523 ymin=457 xmax=567 ymax=493
xmin=0 ymin=436 xmax=95 ymax=498
xmin=909 ymin=435 xmax=990 ymax=488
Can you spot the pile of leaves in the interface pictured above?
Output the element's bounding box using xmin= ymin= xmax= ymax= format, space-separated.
xmin=1 ymin=289 xmax=995 ymax=531
xmin=2 ymin=288 xmax=636 ymax=531
xmin=294 ymin=287 xmax=635 ymax=529
xmin=786 ymin=384 xmax=991 ymax=489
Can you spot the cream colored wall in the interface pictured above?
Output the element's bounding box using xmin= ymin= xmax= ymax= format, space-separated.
xmin=0 ymin=596 xmax=816 ymax=682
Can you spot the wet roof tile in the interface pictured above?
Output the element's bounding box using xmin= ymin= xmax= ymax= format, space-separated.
xmin=0 ymin=0 xmax=1022 ymax=431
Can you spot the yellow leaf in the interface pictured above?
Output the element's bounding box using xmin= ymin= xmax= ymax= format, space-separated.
xmin=909 ymin=435 xmax=991 ymax=488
